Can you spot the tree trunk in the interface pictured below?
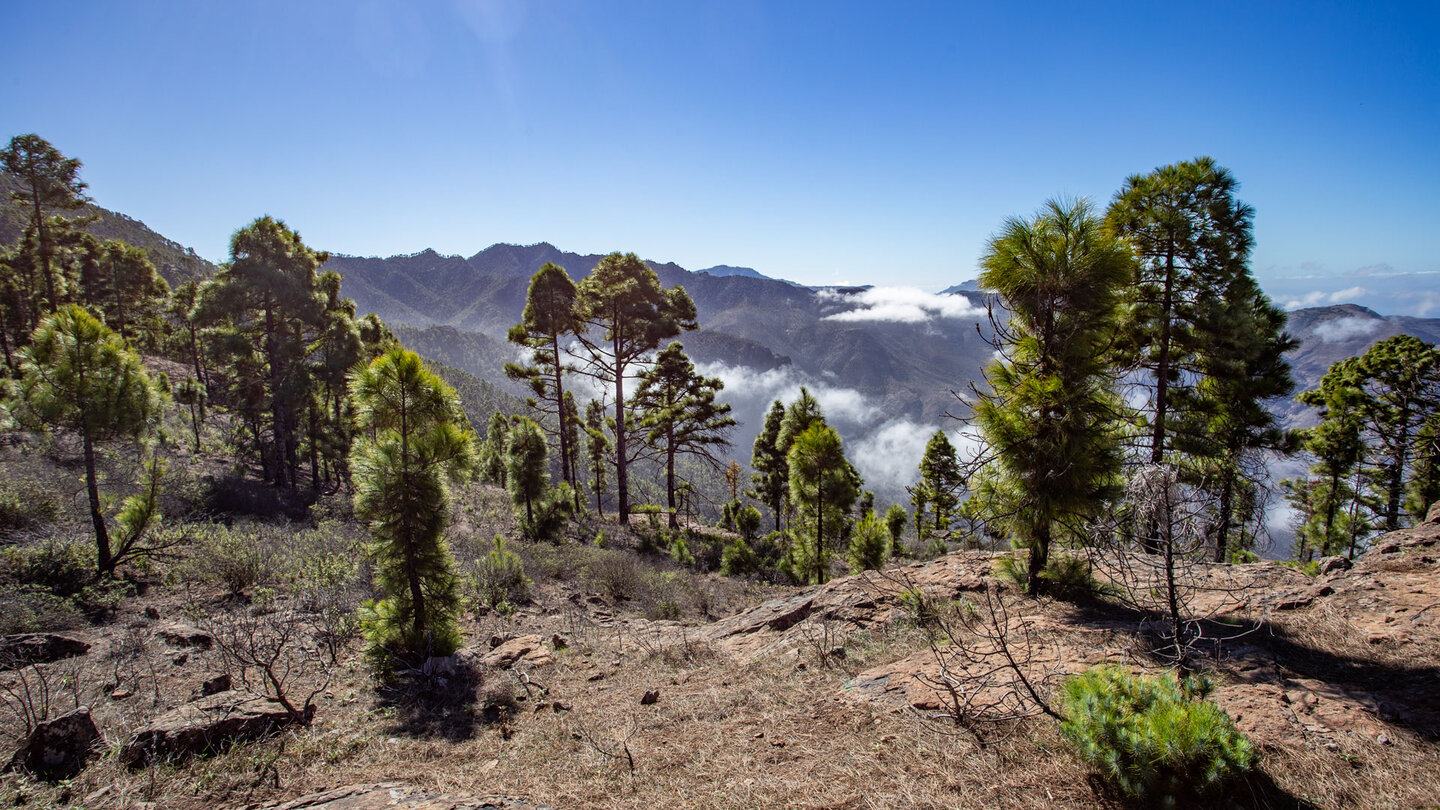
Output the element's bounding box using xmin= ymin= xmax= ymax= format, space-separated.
xmin=1027 ymin=522 xmax=1050 ymax=595
xmin=83 ymin=432 xmax=113 ymax=576
xmin=666 ymin=427 xmax=677 ymax=529
xmin=612 ymin=327 xmax=629 ymax=522
xmin=1214 ymin=461 xmax=1236 ymax=563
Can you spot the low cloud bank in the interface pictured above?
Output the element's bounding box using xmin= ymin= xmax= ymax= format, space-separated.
xmin=818 ymin=287 xmax=986 ymax=324
xmin=1312 ymin=315 xmax=1383 ymax=343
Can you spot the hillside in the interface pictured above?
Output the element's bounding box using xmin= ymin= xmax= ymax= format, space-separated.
xmin=327 ymin=241 xmax=1440 ymax=504
xmin=0 ymin=172 xmax=218 ymax=285
xmin=4 ymin=427 xmax=1437 ymax=809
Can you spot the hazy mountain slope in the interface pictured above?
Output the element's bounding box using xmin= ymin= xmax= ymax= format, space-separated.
xmin=0 ymin=172 xmax=218 ymax=284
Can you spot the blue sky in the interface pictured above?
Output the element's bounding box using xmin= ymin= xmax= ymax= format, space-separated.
xmin=4 ymin=1 xmax=1438 ymax=313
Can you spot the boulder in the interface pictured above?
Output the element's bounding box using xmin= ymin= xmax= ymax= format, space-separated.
xmin=156 ymin=622 xmax=213 ymax=650
xmin=0 ymin=633 xmax=90 ymax=669
xmin=479 ymin=635 xmax=554 ymax=669
xmin=4 ymin=707 xmax=100 ymax=779
xmin=120 ymin=694 xmax=310 ymax=767
xmin=241 ymin=782 xmax=546 ymax=809
xmin=1317 ymin=555 xmax=1353 ymax=575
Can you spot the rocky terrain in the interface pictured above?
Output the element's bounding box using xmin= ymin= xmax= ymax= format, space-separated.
xmin=5 ymin=492 xmax=1439 ymax=809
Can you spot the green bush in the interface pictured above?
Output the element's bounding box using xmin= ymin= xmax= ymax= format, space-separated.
xmin=2 ymin=538 xmax=92 ymax=598
xmin=1060 ymin=666 xmax=1256 ymax=806
xmin=720 ymin=536 xmax=757 ymax=576
xmin=0 ymin=584 xmax=86 ymax=635
xmin=0 ymin=480 xmax=60 ymax=536
xmin=472 ymin=535 xmax=531 ymax=608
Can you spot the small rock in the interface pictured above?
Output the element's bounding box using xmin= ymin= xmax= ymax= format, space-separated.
xmin=200 ymin=674 xmax=231 ymax=696
xmin=552 ymin=701 xmax=571 ymax=713
xmin=473 ymin=603 xmax=492 ymax=617
xmin=550 ymin=633 xmax=568 ymax=650
xmin=827 ymin=646 xmax=846 ymax=660
xmin=143 ymin=606 xmax=161 ymax=620
xmin=796 ymin=662 xmax=808 ymax=671
xmin=5 ymin=707 xmax=101 ymax=779
xmin=489 ymin=634 xmax=507 ymax=649
xmin=156 ymin=622 xmax=212 ymax=650
xmin=587 ymin=673 xmax=605 ymax=682
xmin=111 ymin=688 xmax=135 ymax=700
xmin=172 ymin=653 xmax=189 ymax=666
xmin=640 ymin=689 xmax=660 ymax=706
xmin=1378 ymin=733 xmax=1392 ymax=746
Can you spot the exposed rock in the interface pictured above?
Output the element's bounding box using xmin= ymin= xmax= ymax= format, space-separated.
xmin=121 ymin=695 xmax=311 ymax=767
xmin=640 ymin=689 xmax=660 ymax=705
xmin=4 ymin=707 xmax=100 ymax=779
xmin=1317 ymin=555 xmax=1353 ymax=575
xmin=1427 ymin=500 xmax=1440 ymax=524
xmin=0 ymin=633 xmax=90 ymax=669
xmin=156 ymin=622 xmax=213 ymax=650
xmin=201 ymin=673 xmax=232 ymax=696
xmin=240 ymin=782 xmax=547 ymax=809
xmin=479 ymin=635 xmax=554 ymax=669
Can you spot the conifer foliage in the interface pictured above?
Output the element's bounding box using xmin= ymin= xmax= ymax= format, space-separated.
xmin=975 ymin=199 xmax=1130 ymax=593
xmin=351 ymin=348 xmax=476 ymax=666
xmin=13 ymin=304 xmax=166 ymax=575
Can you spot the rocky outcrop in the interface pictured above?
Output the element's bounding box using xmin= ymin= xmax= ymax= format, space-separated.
xmin=239 ymin=782 xmax=547 ymax=809
xmin=4 ymin=707 xmax=101 ymax=779
xmin=121 ymin=695 xmax=310 ymax=767
xmin=0 ymin=633 xmax=90 ymax=669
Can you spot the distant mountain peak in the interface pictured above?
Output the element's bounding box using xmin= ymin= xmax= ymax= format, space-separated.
xmin=697 ymin=264 xmax=771 ymax=281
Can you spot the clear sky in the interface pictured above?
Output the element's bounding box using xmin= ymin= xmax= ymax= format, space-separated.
xmin=4 ymin=1 xmax=1438 ymax=312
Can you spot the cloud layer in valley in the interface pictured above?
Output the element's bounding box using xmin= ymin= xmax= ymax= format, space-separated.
xmin=817 ymin=287 xmax=986 ymax=324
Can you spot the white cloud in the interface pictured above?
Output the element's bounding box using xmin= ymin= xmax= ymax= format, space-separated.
xmin=818 ymin=287 xmax=986 ymax=324
xmin=1281 ymin=290 xmax=1328 ymax=310
xmin=1312 ymin=315 xmax=1383 ymax=343
xmin=695 ymin=361 xmax=879 ymax=426
xmin=1328 ymin=286 xmax=1368 ymax=302
xmin=850 ymin=421 xmax=987 ymax=495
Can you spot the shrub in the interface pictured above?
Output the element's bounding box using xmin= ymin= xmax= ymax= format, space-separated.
xmin=1060 ymin=666 xmax=1256 ymax=806
xmin=669 ymin=532 xmax=696 ymax=568
xmin=846 ymin=511 xmax=890 ymax=573
xmin=0 ymin=584 xmax=86 ymax=635
xmin=581 ymin=549 xmax=640 ymax=601
xmin=472 ymin=535 xmax=531 ymax=608
xmin=519 ymin=484 xmax=574 ymax=542
xmin=0 ymin=480 xmax=60 ymax=536
xmin=2 ymin=538 xmax=92 ymax=598
xmin=720 ymin=536 xmax=757 ymax=577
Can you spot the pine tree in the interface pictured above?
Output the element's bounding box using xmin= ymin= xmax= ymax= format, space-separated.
xmin=631 ymin=342 xmax=736 ymax=527
xmin=1106 ymin=158 xmax=1254 ymax=472
xmin=13 ymin=305 xmax=165 ymax=575
xmin=884 ymin=503 xmax=907 ymax=554
xmin=505 ymin=263 xmax=580 ymax=496
xmin=1407 ymin=412 xmax=1440 ymax=521
xmin=914 ymin=431 xmax=964 ymax=539
xmin=975 ymin=199 xmax=1130 ymax=594
xmin=79 ymin=239 xmax=169 ymax=345
xmin=506 ymin=416 xmax=549 ymax=525
xmin=787 ymin=423 xmax=861 ymax=584
xmin=351 ymin=348 xmax=475 ymax=665
xmin=1289 ymin=357 xmax=1369 ymax=558
xmin=572 ymin=253 xmax=696 ymax=521
xmin=480 ymin=410 xmax=510 ymax=486
xmin=584 ymin=398 xmax=611 ymax=512
xmin=198 ymin=217 xmax=328 ymax=489
xmin=1353 ymin=336 xmax=1440 ymax=531
xmin=1175 ymin=274 xmax=1296 ymax=561
xmin=2 ymin=134 xmax=91 ymax=321
xmin=847 ymin=510 xmax=890 ymax=573
xmin=750 ymin=399 xmax=788 ymax=532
